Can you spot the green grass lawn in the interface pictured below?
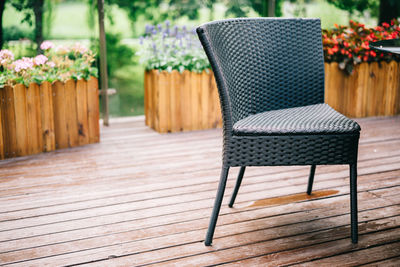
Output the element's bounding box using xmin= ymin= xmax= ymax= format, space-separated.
xmin=3 ymin=0 xmax=379 ymax=118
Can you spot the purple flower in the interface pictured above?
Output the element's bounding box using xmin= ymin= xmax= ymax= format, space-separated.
xmin=165 ymin=20 xmax=170 ymax=28
xmin=139 ymin=36 xmax=144 ymax=45
xmin=152 ymin=43 xmax=157 ymax=54
xmin=33 ymin=55 xmax=48 ymax=66
xmin=157 ymin=24 xmax=162 ymax=32
xmin=145 ymin=24 xmax=152 ymax=34
xmin=40 ymin=41 xmax=54 ymax=50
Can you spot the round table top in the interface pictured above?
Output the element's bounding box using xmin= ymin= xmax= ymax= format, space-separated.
xmin=370 ymin=39 xmax=400 ymax=54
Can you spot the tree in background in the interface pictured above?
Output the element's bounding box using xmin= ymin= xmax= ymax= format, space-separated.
xmin=327 ymin=0 xmax=400 ymax=25
xmin=225 ymin=0 xmax=283 ymax=17
xmin=0 ymin=0 xmax=5 ymax=49
xmin=9 ymin=0 xmax=45 ymax=52
xmin=106 ymin=0 xmax=284 ymax=27
xmin=379 ymin=0 xmax=400 ymax=24
xmin=1 ymin=0 xmax=54 ymax=51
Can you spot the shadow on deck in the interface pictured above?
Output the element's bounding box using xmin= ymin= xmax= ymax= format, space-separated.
xmin=0 ymin=116 xmax=399 ymax=266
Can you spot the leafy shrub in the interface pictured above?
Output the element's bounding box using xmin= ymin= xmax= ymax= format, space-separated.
xmin=323 ymin=19 xmax=400 ymax=74
xmin=90 ymin=32 xmax=134 ymax=78
xmin=137 ymin=21 xmax=210 ymax=73
xmin=0 ymin=41 xmax=98 ymax=87
xmin=3 ymin=26 xmax=34 ymax=41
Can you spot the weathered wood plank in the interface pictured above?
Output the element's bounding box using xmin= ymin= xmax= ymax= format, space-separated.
xmin=0 ymin=88 xmax=4 ymax=160
xmin=26 ymin=83 xmax=42 ymax=155
xmin=13 ymin=83 xmax=29 ymax=156
xmin=169 ymin=70 xmax=181 ymax=132
xmin=87 ymin=77 xmax=100 ymax=143
xmin=144 ymin=70 xmax=150 ymax=126
xmin=39 ymin=81 xmax=55 ymax=152
xmin=76 ymin=79 xmax=89 ymax=146
xmin=52 ymin=81 xmax=68 ymax=149
xmin=64 ymin=79 xmax=79 ymax=147
xmin=181 ymin=70 xmax=192 ymax=131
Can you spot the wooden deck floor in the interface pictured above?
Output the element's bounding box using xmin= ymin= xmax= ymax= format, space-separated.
xmin=0 ymin=116 xmax=400 ymax=266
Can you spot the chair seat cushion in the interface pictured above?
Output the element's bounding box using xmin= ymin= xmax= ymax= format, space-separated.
xmin=233 ymin=104 xmax=361 ymax=136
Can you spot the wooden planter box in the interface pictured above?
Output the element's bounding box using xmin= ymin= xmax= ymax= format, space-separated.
xmin=0 ymin=77 xmax=100 ymax=159
xmin=144 ymin=70 xmax=222 ymax=133
xmin=325 ymin=61 xmax=400 ymax=117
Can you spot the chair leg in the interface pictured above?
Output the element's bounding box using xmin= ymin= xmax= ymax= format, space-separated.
xmin=205 ymin=166 xmax=230 ymax=246
xmin=229 ymin=166 xmax=246 ymax=208
xmin=307 ymin=165 xmax=316 ymax=195
xmin=350 ymin=163 xmax=358 ymax=244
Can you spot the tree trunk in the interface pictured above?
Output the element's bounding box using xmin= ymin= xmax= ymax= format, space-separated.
xmin=33 ymin=0 xmax=44 ymax=52
xmin=0 ymin=0 xmax=6 ymax=49
xmin=379 ymin=0 xmax=400 ymax=25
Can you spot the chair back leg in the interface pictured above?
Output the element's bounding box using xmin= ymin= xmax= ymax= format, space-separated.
xmin=307 ymin=165 xmax=317 ymax=195
xmin=350 ymin=163 xmax=358 ymax=243
xmin=205 ymin=166 xmax=230 ymax=246
xmin=229 ymin=166 xmax=246 ymax=208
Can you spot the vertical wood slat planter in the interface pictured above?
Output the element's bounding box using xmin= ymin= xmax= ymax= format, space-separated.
xmin=144 ymin=70 xmax=222 ymax=133
xmin=0 ymin=77 xmax=100 ymax=159
xmin=325 ymin=61 xmax=400 ymax=117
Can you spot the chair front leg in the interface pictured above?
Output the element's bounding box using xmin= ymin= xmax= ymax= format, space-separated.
xmin=229 ymin=166 xmax=246 ymax=207
xmin=307 ymin=165 xmax=316 ymax=195
xmin=350 ymin=163 xmax=358 ymax=243
xmin=205 ymin=166 xmax=230 ymax=246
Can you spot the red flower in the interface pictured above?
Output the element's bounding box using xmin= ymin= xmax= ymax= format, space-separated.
xmin=332 ymin=45 xmax=339 ymax=53
xmin=370 ymin=50 xmax=377 ymax=57
xmin=328 ymin=48 xmax=334 ymax=55
xmin=363 ymin=55 xmax=368 ymax=61
xmin=343 ymin=41 xmax=349 ymax=47
xmin=361 ymin=42 xmax=369 ymax=49
xmin=348 ymin=53 xmax=353 ymax=58
xmin=382 ymin=22 xmax=390 ymax=28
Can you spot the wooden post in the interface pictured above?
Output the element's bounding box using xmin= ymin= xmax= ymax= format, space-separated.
xmin=268 ymin=0 xmax=275 ymax=17
xmin=97 ymin=0 xmax=109 ymax=126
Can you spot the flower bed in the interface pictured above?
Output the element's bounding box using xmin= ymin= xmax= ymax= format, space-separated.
xmin=323 ymin=20 xmax=400 ymax=117
xmin=0 ymin=43 xmax=99 ymax=159
xmin=323 ymin=19 xmax=400 ymax=73
xmin=138 ymin=22 xmax=221 ymax=133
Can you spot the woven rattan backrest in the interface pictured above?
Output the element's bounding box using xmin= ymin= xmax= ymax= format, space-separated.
xmin=197 ymin=18 xmax=325 ymax=125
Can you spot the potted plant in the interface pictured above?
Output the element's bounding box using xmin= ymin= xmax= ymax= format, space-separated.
xmin=323 ymin=20 xmax=400 ymax=117
xmin=137 ymin=21 xmax=222 ymax=133
xmin=0 ymin=42 xmax=99 ymax=159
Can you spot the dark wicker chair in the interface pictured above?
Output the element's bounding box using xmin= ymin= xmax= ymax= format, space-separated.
xmin=196 ymin=18 xmax=361 ymax=246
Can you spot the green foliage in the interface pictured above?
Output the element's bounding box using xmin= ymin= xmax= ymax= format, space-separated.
xmin=90 ymin=32 xmax=134 ymax=77
xmin=225 ymin=0 xmax=284 ymax=17
xmin=3 ymin=25 xmax=33 ymax=41
xmin=137 ymin=21 xmax=210 ymax=73
xmin=326 ymin=0 xmax=379 ymax=16
xmin=105 ymin=0 xmax=205 ymax=23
